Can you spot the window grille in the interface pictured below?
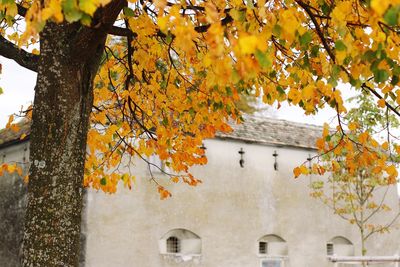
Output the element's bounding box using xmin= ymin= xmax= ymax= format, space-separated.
xmin=166 ymin=236 xmax=180 ymax=253
xmin=261 ymin=259 xmax=282 ymax=267
xmin=259 ymin=241 xmax=268 ymax=254
xmin=327 ymin=243 xmax=334 ymax=256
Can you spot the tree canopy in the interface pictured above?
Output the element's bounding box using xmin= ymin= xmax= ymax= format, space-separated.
xmin=3 ymin=0 xmax=400 ymax=196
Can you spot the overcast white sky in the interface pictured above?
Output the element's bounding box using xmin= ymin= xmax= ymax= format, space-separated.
xmin=0 ymin=58 xmax=36 ymax=126
xmin=0 ymin=57 xmax=341 ymax=127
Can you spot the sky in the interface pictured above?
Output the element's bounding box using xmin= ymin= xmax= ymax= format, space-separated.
xmin=0 ymin=57 xmax=340 ymax=127
xmin=0 ymin=58 xmax=36 ymax=126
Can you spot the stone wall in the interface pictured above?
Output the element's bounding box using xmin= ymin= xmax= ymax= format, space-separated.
xmin=0 ymin=142 xmax=29 ymax=266
xmin=0 ymin=141 xmax=88 ymax=266
xmin=0 ymin=172 xmax=27 ymax=267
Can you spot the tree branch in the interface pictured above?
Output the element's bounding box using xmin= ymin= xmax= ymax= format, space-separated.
xmin=0 ymin=35 xmax=38 ymax=72
xmin=296 ymin=0 xmax=335 ymax=62
xmin=361 ymin=83 xmax=400 ymax=117
xmin=17 ymin=3 xmax=27 ymax=17
xmin=108 ymin=26 xmax=137 ymax=37
xmin=107 ymin=11 xmax=233 ymax=38
xmin=71 ymin=0 xmax=128 ymax=60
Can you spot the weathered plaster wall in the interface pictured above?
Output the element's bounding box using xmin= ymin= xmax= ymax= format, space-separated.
xmin=0 ymin=142 xmax=29 ymax=266
xmin=83 ymin=138 xmax=400 ymax=267
xmin=1 ymin=136 xmax=399 ymax=267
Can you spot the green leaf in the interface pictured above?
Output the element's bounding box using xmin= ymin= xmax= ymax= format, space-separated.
xmin=0 ymin=87 xmax=3 ymax=95
xmin=300 ymin=32 xmax=312 ymax=47
xmin=62 ymin=0 xmax=83 ymax=22
xmin=350 ymin=77 xmax=361 ymax=88
xmin=393 ymin=65 xmax=400 ymax=76
xmin=123 ymin=7 xmax=135 ymax=17
xmin=272 ymin=24 xmax=282 ymax=36
xmin=310 ymin=45 xmax=320 ymax=58
xmin=332 ymin=65 xmax=341 ymax=78
xmin=100 ymin=178 xmax=107 ymax=185
xmin=229 ymin=9 xmax=246 ymax=22
xmin=225 ymin=87 xmax=233 ymax=96
xmin=374 ymin=69 xmax=389 ymax=83
xmin=391 ymin=75 xmax=399 ymax=85
xmin=0 ymin=0 xmax=14 ymax=5
xmin=162 ymin=117 xmax=169 ymax=126
xmin=255 ymin=50 xmax=271 ymax=68
xmin=277 ymin=86 xmax=285 ymax=95
xmin=384 ymin=6 xmax=399 ymax=26
xmin=80 ymin=13 xmax=92 ymax=26
xmin=335 ymin=40 xmax=347 ymax=51
xmin=321 ymin=1 xmax=330 ymax=15
xmin=188 ymin=107 xmax=195 ymax=117
xmin=363 ymin=50 xmax=376 ymax=61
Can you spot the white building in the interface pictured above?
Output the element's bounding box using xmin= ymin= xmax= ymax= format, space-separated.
xmin=0 ymin=116 xmax=399 ymax=267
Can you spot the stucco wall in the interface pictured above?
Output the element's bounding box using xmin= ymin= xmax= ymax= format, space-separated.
xmin=1 ymin=137 xmax=399 ymax=267
xmin=84 ymin=138 xmax=400 ymax=267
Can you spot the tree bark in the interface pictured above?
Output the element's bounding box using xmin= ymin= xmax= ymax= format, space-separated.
xmin=21 ymin=22 xmax=104 ymax=266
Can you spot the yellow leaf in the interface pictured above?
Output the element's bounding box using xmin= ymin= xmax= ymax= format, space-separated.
xmin=7 ymin=164 xmax=16 ymax=173
xmin=16 ymin=166 xmax=23 ymax=176
xmin=386 ymin=165 xmax=398 ymax=177
xmin=382 ymin=142 xmax=389 ymax=150
xmin=333 ymin=146 xmax=342 ymax=155
xmin=294 ymin=165 xmax=308 ymax=178
xmin=358 ymin=132 xmax=369 ymax=144
xmin=79 ymin=0 xmax=98 ymax=15
xmin=293 ymin=167 xmax=301 ymax=178
xmin=6 ymin=115 xmax=14 ymax=129
xmin=158 ymin=186 xmax=172 ymax=200
xmin=10 ymin=124 xmax=20 ymax=133
xmin=239 ymin=35 xmax=259 ymax=55
xmin=377 ymin=98 xmax=386 ymax=108
xmin=371 ymin=0 xmax=390 ymax=16
xmin=300 ymin=165 xmax=309 ymax=175
xmin=348 ymin=122 xmax=357 ymax=131
xmin=302 ymin=85 xmax=314 ymax=100
xmin=316 ymin=138 xmax=325 ymax=151
xmin=158 ymin=16 xmax=169 ymax=32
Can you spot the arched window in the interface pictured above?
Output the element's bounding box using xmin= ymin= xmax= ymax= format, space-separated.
xmin=258 ymin=234 xmax=288 ymax=267
xmin=326 ymin=236 xmax=354 ymax=256
xmin=166 ymin=236 xmax=180 ymax=253
xmin=258 ymin=234 xmax=288 ymax=256
xmin=159 ymin=229 xmax=201 ymax=256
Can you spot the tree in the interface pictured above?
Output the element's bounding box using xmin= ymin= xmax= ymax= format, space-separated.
xmin=307 ymin=92 xmax=400 ymax=256
xmin=1 ymin=0 xmax=400 ymax=266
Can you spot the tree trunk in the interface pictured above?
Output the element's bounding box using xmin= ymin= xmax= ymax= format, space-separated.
xmin=21 ymin=22 xmax=104 ymax=266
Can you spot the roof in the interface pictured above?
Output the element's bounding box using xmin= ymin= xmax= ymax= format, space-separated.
xmin=0 ymin=116 xmax=322 ymax=150
xmin=0 ymin=119 xmax=31 ymax=148
xmin=216 ymin=115 xmax=322 ymax=149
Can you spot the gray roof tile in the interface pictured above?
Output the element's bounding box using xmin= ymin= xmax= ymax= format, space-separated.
xmin=216 ymin=115 xmax=322 ymax=149
xmin=0 ymin=116 xmax=322 ymax=150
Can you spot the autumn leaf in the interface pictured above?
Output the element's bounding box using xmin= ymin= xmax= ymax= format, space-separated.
xmin=377 ymin=98 xmax=386 ymax=108
xmin=6 ymin=115 xmax=14 ymax=129
xmin=238 ymin=35 xmax=259 ymax=55
xmin=158 ymin=186 xmax=172 ymax=200
xmin=348 ymin=122 xmax=358 ymax=131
